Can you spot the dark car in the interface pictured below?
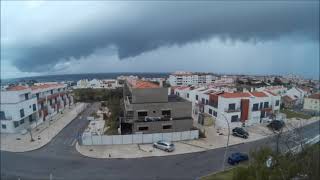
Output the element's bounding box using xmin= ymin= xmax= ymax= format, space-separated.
xmin=232 ymin=127 xmax=249 ymax=139
xmin=267 ymin=120 xmax=285 ymax=131
xmin=228 ymin=152 xmax=249 ymax=165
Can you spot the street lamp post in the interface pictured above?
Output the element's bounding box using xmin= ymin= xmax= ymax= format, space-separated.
xmin=221 ymin=112 xmax=230 ymax=171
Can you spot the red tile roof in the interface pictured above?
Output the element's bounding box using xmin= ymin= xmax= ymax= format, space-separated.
xmin=266 ymin=90 xmax=277 ymax=96
xmin=6 ymin=85 xmax=29 ymax=91
xmin=308 ymin=93 xmax=320 ymax=100
xmin=128 ymin=79 xmax=159 ymax=89
xmin=220 ymin=92 xmax=251 ymax=98
xmin=31 ymin=84 xmax=64 ymax=90
xmin=250 ymin=91 xmax=268 ymax=97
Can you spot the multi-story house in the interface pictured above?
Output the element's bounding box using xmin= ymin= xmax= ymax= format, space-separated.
xmin=205 ymin=91 xmax=281 ymax=128
xmin=1 ymin=86 xmax=38 ymax=133
xmin=122 ymin=79 xmax=193 ymax=134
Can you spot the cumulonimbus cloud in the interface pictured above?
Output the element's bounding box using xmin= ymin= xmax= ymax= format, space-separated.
xmin=2 ymin=1 xmax=319 ymax=72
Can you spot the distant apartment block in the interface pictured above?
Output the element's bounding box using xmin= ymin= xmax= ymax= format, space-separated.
xmin=1 ymin=83 xmax=73 ymax=133
xmin=168 ymin=71 xmax=218 ymax=86
xmin=122 ymin=78 xmax=193 ymax=134
xmin=75 ymin=79 xmax=122 ymax=89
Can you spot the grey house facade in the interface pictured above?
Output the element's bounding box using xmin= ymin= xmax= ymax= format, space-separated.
xmin=122 ymin=79 xmax=193 ymax=134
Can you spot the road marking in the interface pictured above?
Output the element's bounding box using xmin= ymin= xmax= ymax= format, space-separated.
xmin=71 ymin=139 xmax=77 ymax=146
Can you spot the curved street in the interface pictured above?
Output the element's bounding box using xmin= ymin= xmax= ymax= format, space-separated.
xmin=1 ymin=103 xmax=319 ymax=180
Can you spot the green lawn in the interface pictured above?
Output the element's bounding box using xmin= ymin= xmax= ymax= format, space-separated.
xmin=280 ymin=109 xmax=312 ymax=119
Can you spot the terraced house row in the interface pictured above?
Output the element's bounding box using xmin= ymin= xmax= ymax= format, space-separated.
xmin=173 ymin=86 xmax=281 ymax=128
xmin=0 ymin=83 xmax=73 ymax=133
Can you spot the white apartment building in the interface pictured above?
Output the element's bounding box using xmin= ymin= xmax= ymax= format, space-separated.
xmin=1 ymin=86 xmax=38 ymax=133
xmin=168 ymin=71 xmax=218 ymax=86
xmin=75 ymin=79 xmax=122 ymax=89
xmin=1 ymin=83 xmax=73 ymax=133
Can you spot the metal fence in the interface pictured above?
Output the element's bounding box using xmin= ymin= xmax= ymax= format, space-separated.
xmin=81 ymin=130 xmax=199 ymax=145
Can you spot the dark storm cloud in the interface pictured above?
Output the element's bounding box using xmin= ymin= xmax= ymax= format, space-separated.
xmin=3 ymin=1 xmax=319 ymax=72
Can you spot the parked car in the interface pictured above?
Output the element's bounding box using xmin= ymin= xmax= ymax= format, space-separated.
xmin=232 ymin=127 xmax=249 ymax=139
xmin=153 ymin=141 xmax=175 ymax=152
xmin=267 ymin=120 xmax=285 ymax=131
xmin=228 ymin=152 xmax=249 ymax=165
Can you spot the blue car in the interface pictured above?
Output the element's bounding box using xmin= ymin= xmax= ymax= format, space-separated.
xmin=228 ymin=152 xmax=249 ymax=165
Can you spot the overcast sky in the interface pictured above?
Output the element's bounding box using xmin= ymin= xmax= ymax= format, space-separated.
xmin=1 ymin=0 xmax=319 ymax=79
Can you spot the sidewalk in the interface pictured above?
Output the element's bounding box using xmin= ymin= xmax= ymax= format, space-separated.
xmin=76 ymin=117 xmax=319 ymax=159
xmin=0 ymin=103 xmax=86 ymax=152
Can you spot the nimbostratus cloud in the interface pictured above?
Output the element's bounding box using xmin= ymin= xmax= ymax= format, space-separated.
xmin=1 ymin=1 xmax=319 ymax=72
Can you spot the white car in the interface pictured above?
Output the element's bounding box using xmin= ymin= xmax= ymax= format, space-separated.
xmin=153 ymin=141 xmax=175 ymax=152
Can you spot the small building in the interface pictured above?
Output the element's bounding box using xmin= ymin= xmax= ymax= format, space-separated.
xmin=281 ymin=95 xmax=296 ymax=109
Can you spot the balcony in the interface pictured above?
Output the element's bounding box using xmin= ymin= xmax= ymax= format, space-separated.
xmin=224 ymin=108 xmax=241 ymax=113
xmin=0 ymin=116 xmax=13 ymax=121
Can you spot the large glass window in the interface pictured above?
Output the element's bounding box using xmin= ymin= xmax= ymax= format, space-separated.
xmin=213 ymin=111 xmax=217 ymax=117
xmin=25 ymin=93 xmax=29 ymax=100
xmin=33 ymin=104 xmax=37 ymax=111
xmin=20 ymin=109 xmax=25 ymax=118
xmin=1 ymin=124 xmax=6 ymax=129
xmin=20 ymin=119 xmax=24 ymax=124
xmin=275 ymin=100 xmax=280 ymax=106
xmin=209 ymin=108 xmax=213 ymax=115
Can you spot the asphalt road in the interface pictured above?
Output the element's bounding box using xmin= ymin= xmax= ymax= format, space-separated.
xmin=1 ymin=106 xmax=319 ymax=180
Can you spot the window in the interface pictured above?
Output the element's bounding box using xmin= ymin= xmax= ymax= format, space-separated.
xmin=260 ymin=102 xmax=263 ymax=110
xmin=205 ymin=99 xmax=209 ymax=105
xmin=20 ymin=109 xmax=25 ymax=118
xmin=252 ymin=103 xmax=259 ymax=111
xmin=13 ymin=121 xmax=19 ymax=128
xmin=29 ymin=115 xmax=34 ymax=123
xmin=138 ymin=126 xmax=148 ymax=131
xmin=231 ymin=115 xmax=239 ymax=122
xmin=162 ymin=110 xmax=171 ymax=117
xmin=264 ymin=102 xmax=269 ymax=108
xmin=196 ymin=95 xmax=198 ymax=100
xmin=33 ymin=104 xmax=37 ymax=111
xmin=209 ymin=108 xmax=213 ymax=115
xmin=20 ymin=119 xmax=24 ymax=124
xmin=49 ymin=99 xmax=53 ymax=105
xmin=0 ymin=111 xmax=5 ymax=120
xmin=153 ymin=110 xmax=156 ymax=113
xmin=213 ymin=111 xmax=217 ymax=117
xmin=1 ymin=124 xmax=6 ymax=129
xmin=187 ymin=93 xmax=189 ymax=98
xmin=275 ymin=100 xmax=280 ymax=106
xmin=50 ymin=90 xmax=53 ymax=94
xmin=137 ymin=111 xmax=148 ymax=117
xmin=201 ymin=98 xmax=205 ymax=104
xmin=25 ymin=93 xmax=29 ymax=100
xmin=163 ymin=125 xmax=172 ymax=129
xmin=36 ymin=93 xmax=39 ymax=99
xmin=228 ymin=103 xmax=236 ymax=111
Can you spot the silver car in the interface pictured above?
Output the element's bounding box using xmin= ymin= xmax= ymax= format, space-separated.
xmin=153 ymin=141 xmax=175 ymax=152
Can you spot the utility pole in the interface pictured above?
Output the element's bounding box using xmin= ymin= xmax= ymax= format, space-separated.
xmin=222 ymin=113 xmax=230 ymax=171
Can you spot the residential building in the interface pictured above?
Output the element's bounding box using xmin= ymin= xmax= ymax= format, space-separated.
xmin=122 ymin=78 xmax=193 ymax=134
xmin=168 ymin=71 xmax=218 ymax=86
xmin=281 ymin=95 xmax=296 ymax=109
xmin=303 ymin=93 xmax=320 ymax=112
xmin=31 ymin=83 xmax=73 ymax=122
xmin=75 ymin=79 xmax=122 ymax=89
xmin=1 ymin=83 xmax=73 ymax=133
xmin=285 ymin=87 xmax=306 ymax=105
xmin=1 ymin=86 xmax=38 ymax=133
xmin=204 ymin=91 xmax=281 ymax=128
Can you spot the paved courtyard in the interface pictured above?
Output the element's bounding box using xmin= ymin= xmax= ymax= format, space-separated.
xmin=0 ymin=103 xmax=87 ymax=152
xmin=76 ymin=116 xmax=320 ymax=159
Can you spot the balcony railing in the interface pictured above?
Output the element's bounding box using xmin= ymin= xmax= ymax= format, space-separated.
xmin=121 ymin=116 xmax=192 ymax=123
xmin=224 ymin=108 xmax=241 ymax=113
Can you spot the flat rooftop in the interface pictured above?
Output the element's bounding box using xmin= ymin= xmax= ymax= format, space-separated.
xmin=168 ymin=95 xmax=187 ymax=102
